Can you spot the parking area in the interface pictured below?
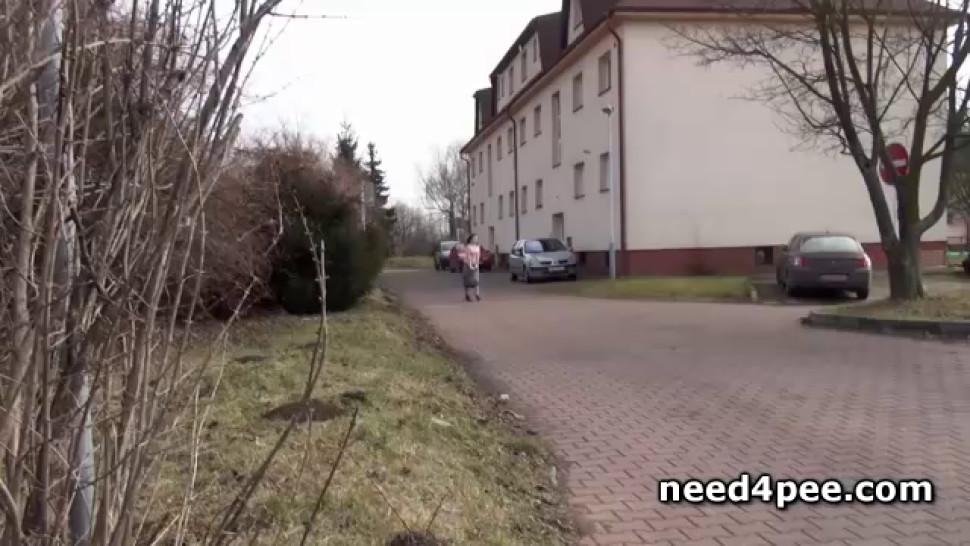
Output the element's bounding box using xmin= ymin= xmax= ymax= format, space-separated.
xmin=384 ymin=269 xmax=970 ymax=545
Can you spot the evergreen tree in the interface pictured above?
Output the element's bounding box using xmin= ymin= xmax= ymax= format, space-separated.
xmin=336 ymin=122 xmax=360 ymax=168
xmin=366 ymin=142 xmax=390 ymax=209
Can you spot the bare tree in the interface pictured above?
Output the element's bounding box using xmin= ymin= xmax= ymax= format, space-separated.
xmin=677 ymin=0 xmax=969 ymax=299
xmin=420 ymin=142 xmax=469 ymax=240
xmin=391 ymin=204 xmax=443 ymax=256
xmin=952 ymin=135 xmax=970 ymax=218
xmin=0 ymin=0 xmax=333 ymax=544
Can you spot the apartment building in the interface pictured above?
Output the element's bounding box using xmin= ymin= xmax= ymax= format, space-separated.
xmin=462 ymin=0 xmax=949 ymax=275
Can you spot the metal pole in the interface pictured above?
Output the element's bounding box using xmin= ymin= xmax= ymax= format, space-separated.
xmin=606 ymin=108 xmax=617 ymax=280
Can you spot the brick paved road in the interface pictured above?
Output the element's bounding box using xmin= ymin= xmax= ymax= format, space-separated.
xmin=383 ymin=270 xmax=970 ymax=546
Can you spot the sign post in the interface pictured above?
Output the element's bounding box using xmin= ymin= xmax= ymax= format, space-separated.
xmin=879 ymin=143 xmax=910 ymax=234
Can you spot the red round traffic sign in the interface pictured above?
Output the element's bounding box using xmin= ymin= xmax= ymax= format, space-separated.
xmin=879 ymin=143 xmax=910 ymax=185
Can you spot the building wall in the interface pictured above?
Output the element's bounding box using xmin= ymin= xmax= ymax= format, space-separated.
xmin=470 ymin=32 xmax=621 ymax=257
xmin=469 ymin=17 xmax=949 ymax=274
xmin=619 ymin=21 xmax=948 ymax=255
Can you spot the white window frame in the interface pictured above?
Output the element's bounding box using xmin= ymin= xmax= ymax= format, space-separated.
xmin=599 ymin=152 xmax=610 ymax=192
xmin=598 ymin=52 xmax=612 ymax=95
xmin=574 ymin=162 xmax=585 ymax=199
xmin=572 ymin=72 xmax=584 ymax=112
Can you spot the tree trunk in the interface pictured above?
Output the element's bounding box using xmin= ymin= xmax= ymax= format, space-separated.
xmin=886 ymin=235 xmax=925 ymax=300
xmin=447 ymin=205 xmax=456 ymax=239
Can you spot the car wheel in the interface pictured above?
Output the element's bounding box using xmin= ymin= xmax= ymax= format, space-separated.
xmin=525 ymin=267 xmax=534 ymax=284
xmin=856 ymin=288 xmax=870 ymax=300
xmin=784 ymin=281 xmax=798 ymax=298
xmin=568 ymin=274 xmax=578 ymax=282
xmin=510 ymin=270 xmax=518 ymax=282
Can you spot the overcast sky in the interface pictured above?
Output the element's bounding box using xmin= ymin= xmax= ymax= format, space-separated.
xmin=242 ymin=0 xmax=562 ymax=207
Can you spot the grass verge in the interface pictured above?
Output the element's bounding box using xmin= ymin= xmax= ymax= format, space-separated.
xmin=545 ymin=276 xmax=754 ymax=302
xmin=146 ymin=292 xmax=574 ymax=545
xmin=385 ymin=256 xmax=433 ymax=270
xmin=832 ymin=291 xmax=970 ymax=321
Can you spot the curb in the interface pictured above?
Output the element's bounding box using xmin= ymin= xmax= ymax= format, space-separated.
xmin=802 ymin=312 xmax=970 ymax=341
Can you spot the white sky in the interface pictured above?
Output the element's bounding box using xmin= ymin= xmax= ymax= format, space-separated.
xmin=242 ymin=0 xmax=562 ymax=207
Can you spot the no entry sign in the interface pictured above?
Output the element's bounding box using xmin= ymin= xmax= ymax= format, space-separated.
xmin=879 ymin=143 xmax=910 ymax=185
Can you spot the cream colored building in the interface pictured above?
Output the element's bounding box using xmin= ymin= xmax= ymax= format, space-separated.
xmin=462 ymin=0 xmax=948 ymax=275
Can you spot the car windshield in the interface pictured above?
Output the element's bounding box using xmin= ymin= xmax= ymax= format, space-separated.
xmin=524 ymin=239 xmax=567 ymax=253
xmin=440 ymin=242 xmax=457 ymax=251
xmin=800 ymin=236 xmax=860 ymax=254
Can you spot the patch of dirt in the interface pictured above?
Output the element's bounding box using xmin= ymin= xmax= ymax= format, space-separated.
xmin=385 ymin=531 xmax=446 ymax=546
xmin=339 ymin=389 xmax=368 ymax=404
xmin=234 ymin=355 xmax=269 ymax=365
xmin=262 ymin=399 xmax=344 ymax=422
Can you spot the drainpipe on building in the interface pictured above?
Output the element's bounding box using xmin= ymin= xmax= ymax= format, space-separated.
xmin=508 ymin=110 xmax=521 ymax=241
xmin=608 ymin=17 xmax=627 ymax=275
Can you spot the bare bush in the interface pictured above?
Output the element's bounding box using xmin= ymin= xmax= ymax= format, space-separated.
xmin=0 ymin=1 xmax=335 ymax=544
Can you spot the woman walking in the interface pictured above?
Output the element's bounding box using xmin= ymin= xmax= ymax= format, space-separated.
xmin=461 ymin=234 xmax=482 ymax=302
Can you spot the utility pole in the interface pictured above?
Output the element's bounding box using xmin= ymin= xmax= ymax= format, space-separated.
xmin=603 ymin=105 xmax=617 ymax=280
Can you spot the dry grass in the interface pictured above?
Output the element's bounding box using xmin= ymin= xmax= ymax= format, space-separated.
xmin=143 ymin=292 xmax=573 ymax=545
xmin=545 ymin=276 xmax=754 ymax=302
xmin=385 ymin=256 xmax=434 ymax=270
xmin=834 ymin=291 xmax=970 ymax=321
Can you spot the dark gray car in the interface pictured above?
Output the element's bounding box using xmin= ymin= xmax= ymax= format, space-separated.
xmin=509 ymin=238 xmax=578 ymax=283
xmin=777 ymin=232 xmax=872 ymax=299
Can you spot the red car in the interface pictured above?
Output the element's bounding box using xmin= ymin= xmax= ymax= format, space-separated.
xmin=448 ymin=245 xmax=494 ymax=273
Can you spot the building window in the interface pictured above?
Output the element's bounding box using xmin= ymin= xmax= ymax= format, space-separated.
xmin=536 ymin=179 xmax=544 ymax=209
xmin=520 ymin=117 xmax=527 ymax=146
xmin=480 ymin=203 xmax=485 ymax=224
xmin=598 ymin=52 xmax=612 ymax=95
xmin=472 ymin=205 xmax=476 ymax=226
xmin=572 ymin=72 xmax=584 ymax=112
xmin=499 ymin=76 xmax=504 ymax=99
xmin=487 ymin=144 xmax=493 ymax=197
xmin=471 ymin=156 xmax=476 ymax=176
xmin=507 ymin=127 xmax=514 ymax=153
xmin=574 ymin=162 xmax=585 ymax=198
xmin=521 ymin=50 xmax=527 ymax=82
xmin=509 ymin=191 xmax=515 ymax=217
xmin=510 ymin=65 xmax=515 ymax=94
xmin=599 ymin=152 xmax=610 ymax=192
xmin=478 ymin=151 xmax=484 ymax=174
xmin=499 ymin=195 xmax=504 ymax=219
xmin=497 ymin=137 xmax=503 ymax=160
xmin=571 ymin=2 xmax=582 ymax=29
xmin=521 ymin=186 xmax=528 ymax=215
xmin=552 ymin=92 xmax=562 ymax=167
xmin=533 ymin=37 xmax=539 ymax=62
xmin=534 ymin=105 xmax=542 ymax=136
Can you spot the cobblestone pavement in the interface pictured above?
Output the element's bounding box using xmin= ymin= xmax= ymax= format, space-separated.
xmin=383 ymin=271 xmax=970 ymax=545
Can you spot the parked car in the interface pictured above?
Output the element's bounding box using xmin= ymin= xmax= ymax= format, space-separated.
xmin=509 ymin=238 xmax=578 ymax=283
xmin=777 ymin=232 xmax=872 ymax=299
xmin=433 ymin=241 xmax=458 ymax=271
xmin=448 ymin=245 xmax=494 ymax=272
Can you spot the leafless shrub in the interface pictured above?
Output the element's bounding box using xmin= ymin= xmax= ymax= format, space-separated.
xmin=0 ymin=1 xmax=341 ymax=544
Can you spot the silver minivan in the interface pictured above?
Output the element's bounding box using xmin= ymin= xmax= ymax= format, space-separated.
xmin=509 ymin=238 xmax=578 ymax=283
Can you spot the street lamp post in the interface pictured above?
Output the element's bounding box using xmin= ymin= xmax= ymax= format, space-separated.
xmin=603 ymin=105 xmax=617 ymax=280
